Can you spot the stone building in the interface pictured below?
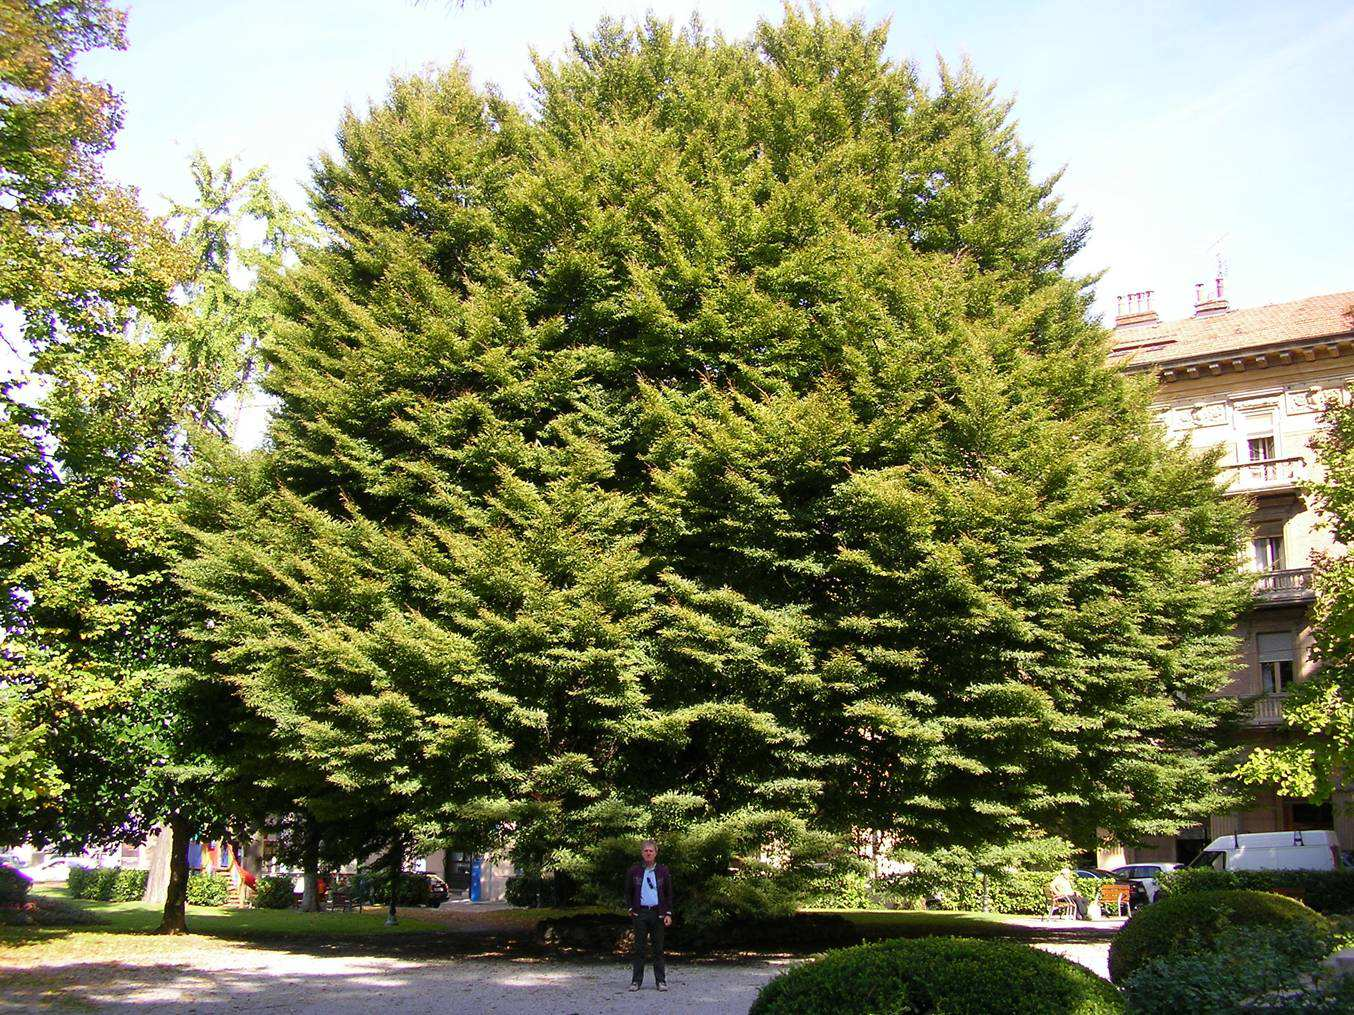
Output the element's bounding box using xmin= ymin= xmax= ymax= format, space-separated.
xmin=1103 ymin=284 xmax=1354 ymax=865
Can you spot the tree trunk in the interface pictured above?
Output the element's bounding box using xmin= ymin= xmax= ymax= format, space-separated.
xmin=300 ymin=813 xmax=320 ymax=912
xmin=142 ymin=825 xmax=172 ymax=905
xmin=386 ymin=836 xmax=402 ymax=927
xmin=157 ymin=814 xmax=191 ymax=935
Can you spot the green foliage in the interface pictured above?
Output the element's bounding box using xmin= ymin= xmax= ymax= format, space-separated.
xmin=251 ymin=876 xmax=295 ymax=910
xmin=0 ymin=0 xmax=183 ymax=347
xmin=1108 ymin=889 xmax=1332 ymax=983
xmin=363 ymin=871 xmax=433 ymax=907
xmin=557 ymin=809 xmax=858 ymax=936
xmin=749 ymin=937 xmax=1125 ymax=1015
xmin=0 ymin=864 xmax=31 ymax=905
xmin=1237 ymin=391 xmax=1354 ymax=803
xmin=182 ymin=7 xmax=1250 ymax=880
xmin=896 ymin=837 xmax=1097 ymax=914
xmin=1157 ymin=867 xmax=1354 ymax=914
xmin=65 ymin=866 xmax=146 ymax=901
xmin=504 ymin=872 xmax=577 ymax=908
xmin=1122 ymin=924 xmax=1338 ymax=1015
xmin=184 ymin=873 xmax=230 ymax=906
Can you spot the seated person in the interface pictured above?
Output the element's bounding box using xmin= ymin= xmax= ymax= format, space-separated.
xmin=1047 ymin=868 xmax=1089 ymax=919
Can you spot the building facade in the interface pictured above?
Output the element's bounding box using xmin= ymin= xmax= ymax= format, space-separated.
xmin=1103 ymin=285 xmax=1354 ymax=865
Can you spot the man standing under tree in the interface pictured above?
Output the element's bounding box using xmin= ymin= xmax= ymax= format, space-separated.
xmin=627 ymin=841 xmax=672 ymax=991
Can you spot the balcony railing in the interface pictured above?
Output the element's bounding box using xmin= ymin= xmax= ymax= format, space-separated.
xmin=1220 ymin=456 xmax=1307 ymax=495
xmin=1250 ymin=693 xmax=1286 ymax=726
xmin=1254 ymin=567 xmax=1315 ymax=605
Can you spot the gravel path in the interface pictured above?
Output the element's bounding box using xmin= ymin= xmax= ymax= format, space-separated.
xmin=1 ymin=938 xmax=1111 ymax=1013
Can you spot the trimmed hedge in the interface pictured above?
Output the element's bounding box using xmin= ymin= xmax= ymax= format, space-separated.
xmin=1121 ymin=924 xmax=1336 ymax=1014
xmin=252 ymin=876 xmax=296 ymax=909
xmin=363 ymin=870 xmax=433 ymax=907
xmin=750 ymin=937 xmax=1124 ymax=1015
xmin=1108 ymin=889 xmax=1332 ymax=983
xmin=1156 ymin=866 xmax=1354 ymax=914
xmin=67 ymin=867 xmax=148 ymax=902
xmin=185 ymin=873 xmax=230 ymax=906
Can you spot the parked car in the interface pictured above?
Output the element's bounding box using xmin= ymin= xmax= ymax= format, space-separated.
xmin=425 ymin=873 xmax=450 ymax=908
xmin=22 ymin=857 xmax=89 ymax=883
xmin=1111 ymin=862 xmax=1181 ymax=903
xmin=1190 ymin=829 xmax=1342 ymax=872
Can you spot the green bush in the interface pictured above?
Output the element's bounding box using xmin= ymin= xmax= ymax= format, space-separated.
xmin=67 ymin=867 xmax=120 ymax=900
xmin=109 ymin=869 xmax=148 ymax=901
xmin=505 ymin=872 xmax=577 ymax=908
xmin=750 ymin=937 xmax=1125 ymax=1015
xmin=66 ymin=866 xmax=94 ymax=898
xmin=1121 ymin=923 xmax=1335 ymax=1014
xmin=252 ymin=876 xmax=296 ymax=909
xmin=364 ymin=870 xmax=433 ymax=906
xmin=559 ymin=810 xmax=861 ymax=937
xmin=185 ymin=873 xmax=230 ymax=906
xmin=1108 ymin=889 xmax=1332 ymax=983
xmin=0 ymin=865 xmax=31 ymax=906
xmin=1157 ymin=867 xmax=1354 ymax=914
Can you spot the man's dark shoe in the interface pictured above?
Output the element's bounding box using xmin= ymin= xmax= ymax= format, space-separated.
xmin=656 ymin=982 xmax=668 ymax=991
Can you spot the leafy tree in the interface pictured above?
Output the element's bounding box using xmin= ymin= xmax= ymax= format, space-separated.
xmin=182 ymin=8 xmax=1251 ymax=914
xmin=1237 ymin=381 xmax=1354 ymax=807
xmin=1 ymin=153 xmax=303 ymax=932
xmin=0 ymin=0 xmax=181 ymax=350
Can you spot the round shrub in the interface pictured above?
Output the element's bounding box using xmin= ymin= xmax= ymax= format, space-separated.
xmin=185 ymin=873 xmax=231 ymax=906
xmin=1108 ymin=888 xmax=1332 ymax=983
xmin=364 ymin=870 xmax=433 ymax=907
xmin=749 ymin=937 xmax=1124 ymax=1015
xmin=252 ymin=876 xmax=296 ymax=909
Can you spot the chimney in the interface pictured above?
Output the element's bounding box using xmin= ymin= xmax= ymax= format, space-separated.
xmin=1193 ymin=277 xmax=1230 ymax=317
xmin=1114 ymin=290 xmax=1160 ymax=329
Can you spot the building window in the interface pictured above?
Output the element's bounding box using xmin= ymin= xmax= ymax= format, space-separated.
xmin=1252 ymin=536 xmax=1284 ymax=572
xmin=1247 ymin=435 xmax=1276 ymax=462
xmin=1258 ymin=632 xmax=1295 ymax=693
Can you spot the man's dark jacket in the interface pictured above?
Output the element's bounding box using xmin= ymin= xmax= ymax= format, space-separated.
xmin=626 ymin=863 xmax=673 ymax=915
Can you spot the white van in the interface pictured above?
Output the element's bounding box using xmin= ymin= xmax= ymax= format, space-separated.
xmin=1190 ymin=830 xmax=1343 ymax=872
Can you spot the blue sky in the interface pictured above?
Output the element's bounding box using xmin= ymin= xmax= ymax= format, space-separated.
xmin=12 ymin=1 xmax=1354 ymax=375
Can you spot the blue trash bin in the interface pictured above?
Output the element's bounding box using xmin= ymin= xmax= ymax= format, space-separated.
xmin=469 ymin=857 xmax=482 ymax=902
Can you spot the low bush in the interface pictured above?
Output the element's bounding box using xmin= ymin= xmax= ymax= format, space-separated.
xmin=252 ymin=876 xmax=296 ymax=909
xmin=1108 ymin=889 xmax=1332 ymax=983
xmin=67 ymin=867 xmax=120 ymax=900
xmin=1121 ymin=923 xmax=1335 ymax=1014
xmin=363 ymin=870 xmax=433 ymax=907
xmin=109 ymin=869 xmax=148 ymax=901
xmin=557 ymin=809 xmax=862 ymax=938
xmin=0 ymin=864 xmax=32 ymax=906
xmin=1157 ymin=867 xmax=1354 ymax=914
xmin=505 ymin=872 xmax=578 ymax=908
xmin=186 ymin=873 xmax=230 ymax=906
xmin=749 ymin=937 xmax=1124 ymax=1014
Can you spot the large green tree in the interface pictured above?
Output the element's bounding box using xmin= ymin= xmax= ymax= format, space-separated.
xmin=2 ymin=151 xmax=302 ymax=931
xmin=183 ymin=10 xmax=1252 ymax=904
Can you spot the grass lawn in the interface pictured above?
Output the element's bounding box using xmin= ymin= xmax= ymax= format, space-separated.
xmin=2 ymin=887 xmax=617 ymax=965
xmin=2 ymin=889 xmax=1112 ymax=969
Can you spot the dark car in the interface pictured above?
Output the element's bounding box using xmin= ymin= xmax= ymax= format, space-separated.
xmin=425 ymin=873 xmax=450 ymax=908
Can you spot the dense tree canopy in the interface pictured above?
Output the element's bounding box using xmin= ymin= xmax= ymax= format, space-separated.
xmin=183 ymin=9 xmax=1252 ymax=878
